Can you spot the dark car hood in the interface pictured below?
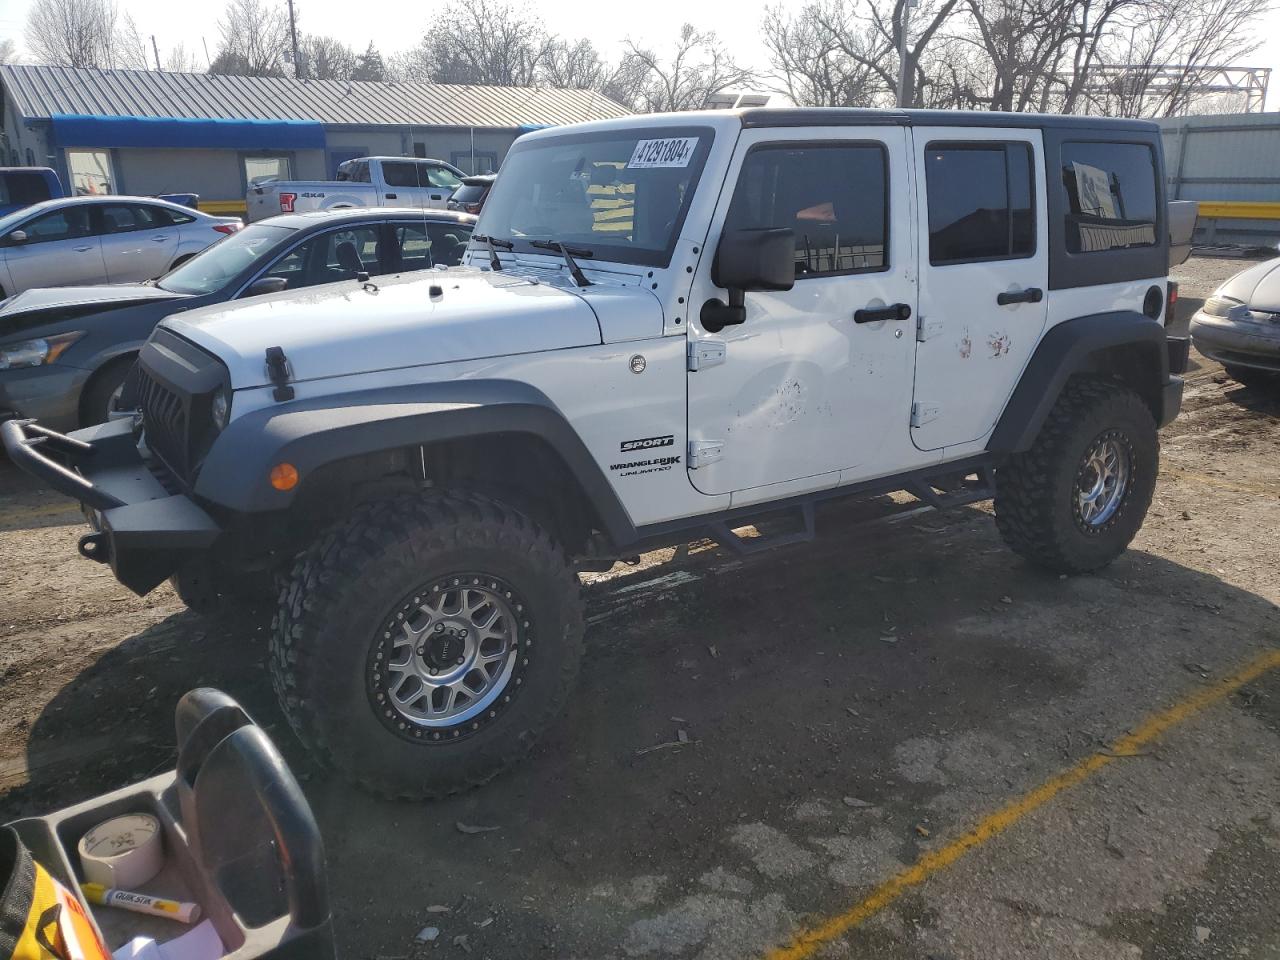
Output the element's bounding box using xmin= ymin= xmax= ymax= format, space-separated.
xmin=0 ymin=284 xmax=189 ymax=338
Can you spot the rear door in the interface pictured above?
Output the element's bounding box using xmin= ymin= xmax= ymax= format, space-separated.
xmin=910 ymin=128 xmax=1048 ymax=451
xmin=96 ymin=202 xmax=180 ymax=282
xmin=379 ymin=161 xmax=423 ymax=208
xmin=1 ymin=205 xmax=105 ymax=292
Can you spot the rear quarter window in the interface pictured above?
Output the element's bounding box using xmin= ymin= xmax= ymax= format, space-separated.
xmin=1061 ymin=142 xmax=1158 ymax=253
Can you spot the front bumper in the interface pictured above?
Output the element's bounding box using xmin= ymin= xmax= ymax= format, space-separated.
xmin=1 ymin=417 xmax=220 ymax=594
xmin=0 ymin=364 xmax=89 ymax=434
xmin=1190 ymin=311 xmax=1280 ymax=372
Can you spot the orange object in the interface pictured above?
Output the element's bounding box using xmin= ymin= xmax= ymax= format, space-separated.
xmin=269 ymin=463 xmax=299 ymax=491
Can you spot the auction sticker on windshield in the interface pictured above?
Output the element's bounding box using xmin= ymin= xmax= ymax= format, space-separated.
xmin=628 ymin=138 xmax=699 ymax=169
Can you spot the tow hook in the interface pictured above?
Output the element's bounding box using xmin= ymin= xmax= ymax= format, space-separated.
xmin=78 ymin=532 xmax=110 ymax=564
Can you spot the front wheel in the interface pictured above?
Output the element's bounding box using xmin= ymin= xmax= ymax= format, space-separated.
xmin=270 ymin=492 xmax=584 ymax=799
xmin=995 ymin=378 xmax=1158 ymax=574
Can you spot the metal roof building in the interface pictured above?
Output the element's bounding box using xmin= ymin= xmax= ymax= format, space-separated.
xmin=0 ymin=64 xmax=630 ymax=213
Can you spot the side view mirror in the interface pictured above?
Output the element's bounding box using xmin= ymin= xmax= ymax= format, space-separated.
xmin=702 ymin=227 xmax=795 ymax=332
xmin=245 ymin=276 xmax=288 ymax=297
xmin=7 ymin=230 xmax=28 ymax=244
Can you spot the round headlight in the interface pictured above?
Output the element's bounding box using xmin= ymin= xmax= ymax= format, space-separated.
xmin=211 ymin=390 xmax=230 ymax=431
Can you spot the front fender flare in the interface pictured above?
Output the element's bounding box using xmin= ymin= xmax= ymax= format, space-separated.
xmin=988 ymin=311 xmax=1176 ymax=453
xmin=193 ymin=379 xmax=637 ymax=546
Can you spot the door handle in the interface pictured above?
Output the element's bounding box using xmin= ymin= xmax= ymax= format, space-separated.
xmin=997 ymin=287 xmax=1043 ymax=305
xmin=854 ymin=302 xmax=912 ymax=324
xmin=430 ymin=194 xmax=442 ymax=200
xmin=385 ymin=193 xmax=397 ymax=199
xmin=74 ymin=245 xmax=93 ymax=252
xmin=150 ymin=235 xmax=170 ymax=242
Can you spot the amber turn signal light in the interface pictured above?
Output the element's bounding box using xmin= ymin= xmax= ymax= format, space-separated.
xmin=269 ymin=462 xmax=299 ymax=491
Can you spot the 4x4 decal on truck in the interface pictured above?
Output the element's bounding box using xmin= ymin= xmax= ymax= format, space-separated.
xmin=620 ymin=435 xmax=674 ymax=453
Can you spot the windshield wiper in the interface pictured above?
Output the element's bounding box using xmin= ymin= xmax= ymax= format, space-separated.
xmin=473 ymin=233 xmax=513 ymax=271
xmin=529 ymin=240 xmax=594 ymax=287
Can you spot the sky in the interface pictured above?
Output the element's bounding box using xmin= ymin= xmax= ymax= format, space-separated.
xmin=2 ymin=0 xmax=1280 ymax=110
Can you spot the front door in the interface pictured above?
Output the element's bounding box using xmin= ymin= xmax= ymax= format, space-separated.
xmin=686 ymin=127 xmax=917 ymax=497
xmin=910 ymin=129 xmax=1049 ymax=451
xmin=2 ymin=205 xmax=106 ymax=292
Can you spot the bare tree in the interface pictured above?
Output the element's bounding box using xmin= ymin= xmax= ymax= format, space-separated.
xmin=0 ymin=38 xmax=17 ymax=64
xmin=164 ymin=43 xmax=201 ymax=73
xmin=541 ymin=37 xmax=608 ymax=89
xmin=395 ymin=0 xmax=549 ymax=85
xmin=299 ymin=34 xmax=355 ymax=80
xmin=25 ymin=0 xmax=118 ymax=68
xmin=624 ymin=24 xmax=754 ymax=112
xmin=208 ymin=0 xmax=292 ymax=77
xmin=763 ymin=0 xmax=891 ymax=106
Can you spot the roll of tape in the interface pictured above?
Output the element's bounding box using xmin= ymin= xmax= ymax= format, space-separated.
xmin=78 ymin=813 xmax=164 ymax=889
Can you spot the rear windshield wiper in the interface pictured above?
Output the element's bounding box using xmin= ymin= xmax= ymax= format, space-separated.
xmin=473 ymin=233 xmax=513 ymax=271
xmin=529 ymin=240 xmax=594 ymax=287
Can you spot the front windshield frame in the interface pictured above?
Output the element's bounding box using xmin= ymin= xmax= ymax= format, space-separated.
xmin=476 ymin=125 xmax=716 ymax=269
xmin=156 ymin=223 xmax=296 ymax=296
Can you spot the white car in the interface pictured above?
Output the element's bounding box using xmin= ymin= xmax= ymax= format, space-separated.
xmin=0 ymin=196 xmax=242 ymax=298
xmin=245 ymin=157 xmax=465 ymax=222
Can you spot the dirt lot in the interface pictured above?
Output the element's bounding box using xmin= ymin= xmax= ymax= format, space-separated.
xmin=2 ymin=255 xmax=1278 ymax=960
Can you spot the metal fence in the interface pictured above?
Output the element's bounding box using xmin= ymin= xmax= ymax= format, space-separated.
xmin=1158 ymin=113 xmax=1280 ymax=249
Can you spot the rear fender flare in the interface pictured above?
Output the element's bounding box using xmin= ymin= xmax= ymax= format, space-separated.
xmin=989 ymin=311 xmax=1172 ymax=453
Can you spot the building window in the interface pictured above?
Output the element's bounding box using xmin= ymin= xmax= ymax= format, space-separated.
xmin=413 ymin=142 xmax=427 ymax=159
xmin=244 ymin=155 xmax=292 ymax=186
xmin=66 ymin=149 xmax=115 ymax=196
xmin=450 ymin=151 xmax=498 ymax=175
xmin=724 ymin=142 xmax=889 ymax=278
xmin=925 ymin=142 xmax=1035 ymax=265
xmin=1061 ymin=142 xmax=1157 ymax=253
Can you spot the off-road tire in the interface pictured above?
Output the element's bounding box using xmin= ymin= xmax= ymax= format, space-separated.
xmin=270 ymin=491 xmax=584 ymax=799
xmin=994 ymin=377 xmax=1158 ymax=574
xmin=1224 ymin=364 xmax=1276 ymax=388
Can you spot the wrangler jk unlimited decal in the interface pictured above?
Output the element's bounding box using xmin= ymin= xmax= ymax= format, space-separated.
xmin=620 ymin=435 xmax=675 ymax=453
xmin=609 ymin=455 xmax=682 ymax=477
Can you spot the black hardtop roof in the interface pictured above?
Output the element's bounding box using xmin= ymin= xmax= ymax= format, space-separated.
xmin=738 ymin=107 xmax=1160 ymax=135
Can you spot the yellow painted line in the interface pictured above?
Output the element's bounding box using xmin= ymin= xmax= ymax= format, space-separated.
xmin=198 ymin=200 xmax=248 ymax=216
xmin=1196 ymin=201 xmax=1280 ymax=221
xmin=765 ymin=647 xmax=1280 ymax=960
xmin=1165 ymin=469 xmax=1277 ymax=498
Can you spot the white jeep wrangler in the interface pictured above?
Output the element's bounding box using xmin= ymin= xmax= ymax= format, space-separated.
xmin=4 ymin=108 xmax=1192 ymax=798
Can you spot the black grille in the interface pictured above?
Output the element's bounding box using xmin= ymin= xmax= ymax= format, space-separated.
xmin=137 ymin=363 xmax=190 ymax=479
xmin=135 ymin=328 xmax=229 ymax=486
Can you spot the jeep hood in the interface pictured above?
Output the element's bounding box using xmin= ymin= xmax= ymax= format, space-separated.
xmin=1216 ymin=256 xmax=1280 ymax=312
xmin=163 ymin=268 xmax=636 ymax=389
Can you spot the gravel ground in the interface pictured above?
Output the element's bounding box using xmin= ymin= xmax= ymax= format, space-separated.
xmin=1 ymin=255 xmax=1277 ymax=960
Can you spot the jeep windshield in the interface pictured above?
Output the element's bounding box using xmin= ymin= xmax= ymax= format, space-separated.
xmin=476 ymin=126 xmax=714 ymax=269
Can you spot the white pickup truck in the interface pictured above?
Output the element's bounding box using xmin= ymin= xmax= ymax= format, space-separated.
xmin=245 ymin=156 xmax=466 ymax=222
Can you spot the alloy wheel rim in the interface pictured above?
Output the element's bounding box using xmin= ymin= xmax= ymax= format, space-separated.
xmin=369 ymin=574 xmax=531 ymax=741
xmin=1074 ymin=431 xmax=1132 ymax=531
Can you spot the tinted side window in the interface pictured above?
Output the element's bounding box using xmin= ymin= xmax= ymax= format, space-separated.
xmin=382 ymin=162 xmax=419 ymax=188
xmin=1 ymin=172 xmax=52 ymax=206
xmin=725 ymin=143 xmax=888 ymax=277
xmin=25 ymin=207 xmax=92 ymax=243
xmin=926 ymin=142 xmax=1035 ymax=265
xmin=99 ymin=204 xmax=141 ymax=233
xmin=1061 ymin=142 xmax=1157 ymax=253
xmin=391 ymin=220 xmax=473 ymax=270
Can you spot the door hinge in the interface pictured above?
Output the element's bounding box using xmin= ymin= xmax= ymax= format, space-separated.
xmin=687 ymin=339 xmax=726 ymax=371
xmin=687 ymin=440 xmax=724 ymax=469
xmin=916 ymin=315 xmax=943 ymax=342
xmin=910 ymin=402 xmax=940 ymax=428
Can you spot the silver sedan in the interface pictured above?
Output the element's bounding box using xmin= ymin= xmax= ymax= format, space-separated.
xmin=0 ymin=196 xmax=242 ymax=298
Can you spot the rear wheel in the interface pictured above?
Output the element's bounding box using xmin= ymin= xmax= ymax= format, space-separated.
xmin=270 ymin=491 xmax=583 ymax=799
xmin=995 ymin=378 xmax=1158 ymax=574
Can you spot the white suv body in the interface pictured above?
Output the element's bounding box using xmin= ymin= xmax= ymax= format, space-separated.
xmin=5 ymin=109 xmax=1186 ymax=799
